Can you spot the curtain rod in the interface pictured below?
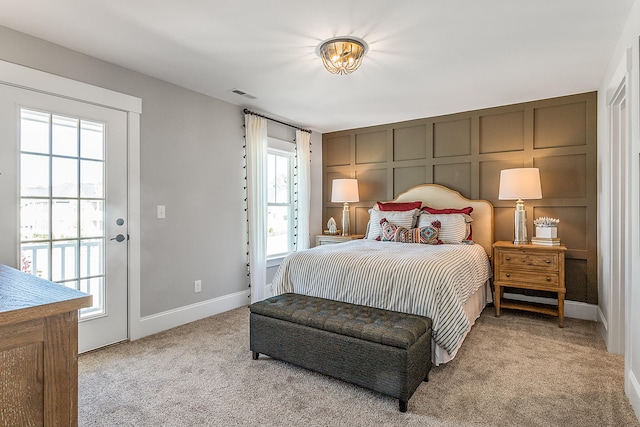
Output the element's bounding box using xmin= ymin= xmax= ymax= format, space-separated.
xmin=243 ymin=108 xmax=312 ymax=134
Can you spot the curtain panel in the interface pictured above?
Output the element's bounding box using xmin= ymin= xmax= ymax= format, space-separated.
xmin=245 ymin=114 xmax=268 ymax=303
xmin=295 ymin=130 xmax=311 ymax=251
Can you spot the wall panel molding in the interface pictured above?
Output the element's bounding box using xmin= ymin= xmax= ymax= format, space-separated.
xmin=322 ymin=91 xmax=597 ymax=304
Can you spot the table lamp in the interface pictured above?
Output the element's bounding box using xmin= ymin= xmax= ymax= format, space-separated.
xmin=498 ymin=168 xmax=542 ymax=244
xmin=331 ymin=179 xmax=359 ymax=236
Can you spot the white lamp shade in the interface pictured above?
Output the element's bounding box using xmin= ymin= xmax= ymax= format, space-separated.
xmin=498 ymin=168 xmax=542 ymax=200
xmin=331 ymin=179 xmax=360 ymax=203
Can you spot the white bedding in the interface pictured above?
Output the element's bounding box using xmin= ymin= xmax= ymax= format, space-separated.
xmin=272 ymin=239 xmax=492 ymax=359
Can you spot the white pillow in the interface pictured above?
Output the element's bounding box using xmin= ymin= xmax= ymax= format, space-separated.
xmin=418 ymin=213 xmax=467 ymax=244
xmin=366 ymin=208 xmax=419 ymax=240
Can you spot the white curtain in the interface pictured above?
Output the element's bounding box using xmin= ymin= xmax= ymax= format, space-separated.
xmin=295 ymin=130 xmax=311 ymax=250
xmin=245 ymin=114 xmax=268 ymax=303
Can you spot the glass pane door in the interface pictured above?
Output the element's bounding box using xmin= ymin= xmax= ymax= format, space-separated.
xmin=19 ymin=108 xmax=106 ymax=319
xmin=1 ymin=82 xmax=129 ymax=353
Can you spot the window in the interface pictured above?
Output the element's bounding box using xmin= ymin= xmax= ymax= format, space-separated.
xmin=266 ymin=144 xmax=294 ymax=258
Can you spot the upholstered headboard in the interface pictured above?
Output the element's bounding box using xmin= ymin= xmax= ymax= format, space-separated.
xmin=387 ymin=184 xmax=495 ymax=257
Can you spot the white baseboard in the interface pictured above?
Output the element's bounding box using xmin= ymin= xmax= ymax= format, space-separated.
xmin=628 ymin=369 xmax=640 ymax=422
xmin=130 ymin=290 xmax=596 ymax=342
xmin=503 ymin=292 xmax=598 ymax=321
xmin=598 ymin=306 xmax=609 ymax=330
xmin=132 ymin=289 xmax=250 ymax=340
xmin=597 ymin=306 xmax=609 ymax=347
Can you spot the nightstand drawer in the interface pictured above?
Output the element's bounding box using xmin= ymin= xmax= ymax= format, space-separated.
xmin=498 ymin=271 xmax=560 ymax=286
xmin=498 ymin=251 xmax=558 ymax=270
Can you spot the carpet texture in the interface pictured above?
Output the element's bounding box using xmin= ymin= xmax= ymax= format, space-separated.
xmin=78 ymin=306 xmax=639 ymax=426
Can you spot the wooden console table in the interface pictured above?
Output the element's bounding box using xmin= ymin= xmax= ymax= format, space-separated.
xmin=0 ymin=264 xmax=92 ymax=426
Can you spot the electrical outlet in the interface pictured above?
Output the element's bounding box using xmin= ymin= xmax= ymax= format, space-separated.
xmin=194 ymin=280 xmax=202 ymax=293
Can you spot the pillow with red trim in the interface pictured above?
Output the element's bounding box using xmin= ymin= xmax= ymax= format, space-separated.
xmin=420 ymin=206 xmax=473 ymax=240
xmin=377 ymin=201 xmax=422 ymax=211
xmin=380 ymin=218 xmax=440 ymax=244
xmin=418 ymin=213 xmax=468 ymax=243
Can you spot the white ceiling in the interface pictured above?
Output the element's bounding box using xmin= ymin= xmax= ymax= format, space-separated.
xmin=0 ymin=0 xmax=635 ymax=133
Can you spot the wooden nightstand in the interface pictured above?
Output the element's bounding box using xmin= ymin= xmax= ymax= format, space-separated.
xmin=315 ymin=234 xmax=365 ymax=246
xmin=492 ymin=241 xmax=567 ymax=327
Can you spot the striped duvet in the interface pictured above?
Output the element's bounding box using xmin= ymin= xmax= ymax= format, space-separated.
xmin=272 ymin=239 xmax=492 ymax=354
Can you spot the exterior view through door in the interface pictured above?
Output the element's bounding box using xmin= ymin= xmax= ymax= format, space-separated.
xmin=0 ymin=84 xmax=129 ymax=353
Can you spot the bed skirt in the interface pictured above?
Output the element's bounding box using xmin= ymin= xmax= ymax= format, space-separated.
xmin=433 ymin=280 xmax=492 ymax=366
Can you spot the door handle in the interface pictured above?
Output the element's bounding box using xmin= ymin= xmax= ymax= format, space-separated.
xmin=110 ymin=234 xmax=126 ymax=242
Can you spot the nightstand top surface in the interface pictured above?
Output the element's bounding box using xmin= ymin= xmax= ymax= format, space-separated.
xmin=316 ymin=234 xmax=365 ymax=239
xmin=493 ymin=240 xmax=566 ymax=251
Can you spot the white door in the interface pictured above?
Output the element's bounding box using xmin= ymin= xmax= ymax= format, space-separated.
xmin=0 ymin=84 xmax=128 ymax=353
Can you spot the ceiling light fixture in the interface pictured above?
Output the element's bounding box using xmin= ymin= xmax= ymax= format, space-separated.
xmin=316 ymin=37 xmax=368 ymax=75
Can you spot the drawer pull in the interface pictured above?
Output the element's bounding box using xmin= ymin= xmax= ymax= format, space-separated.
xmin=506 ymin=274 xmax=510 ymax=278
xmin=545 ymin=259 xmax=551 ymax=264
xmin=546 ymin=277 xmax=551 ymax=281
xmin=505 ymin=257 xmax=511 ymax=261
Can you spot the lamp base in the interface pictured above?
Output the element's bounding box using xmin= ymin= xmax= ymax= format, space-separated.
xmin=342 ymin=203 xmax=350 ymax=236
xmin=513 ymin=199 xmax=528 ymax=244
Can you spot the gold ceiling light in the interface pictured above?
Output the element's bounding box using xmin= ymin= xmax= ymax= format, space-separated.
xmin=316 ymin=37 xmax=368 ymax=75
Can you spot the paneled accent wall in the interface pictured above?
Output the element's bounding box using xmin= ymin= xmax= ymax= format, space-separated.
xmin=322 ymin=92 xmax=597 ymax=304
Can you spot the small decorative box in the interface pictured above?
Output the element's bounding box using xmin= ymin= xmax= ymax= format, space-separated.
xmin=536 ymin=226 xmax=557 ymax=238
xmin=534 ymin=217 xmax=560 ymax=239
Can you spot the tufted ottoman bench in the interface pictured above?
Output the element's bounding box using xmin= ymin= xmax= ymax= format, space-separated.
xmin=249 ymin=293 xmax=432 ymax=412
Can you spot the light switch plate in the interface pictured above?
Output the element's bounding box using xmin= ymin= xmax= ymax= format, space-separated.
xmin=157 ymin=205 xmax=165 ymax=219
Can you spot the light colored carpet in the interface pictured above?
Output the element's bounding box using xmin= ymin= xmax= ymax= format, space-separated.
xmin=78 ymin=306 xmax=639 ymax=427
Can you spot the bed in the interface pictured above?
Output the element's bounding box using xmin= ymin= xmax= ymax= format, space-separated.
xmin=272 ymin=184 xmax=494 ymax=365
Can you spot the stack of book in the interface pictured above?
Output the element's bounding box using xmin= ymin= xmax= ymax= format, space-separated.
xmin=531 ymin=237 xmax=561 ymax=246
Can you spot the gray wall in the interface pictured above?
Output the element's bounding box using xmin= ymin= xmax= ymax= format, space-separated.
xmin=0 ymin=25 xmax=322 ymax=317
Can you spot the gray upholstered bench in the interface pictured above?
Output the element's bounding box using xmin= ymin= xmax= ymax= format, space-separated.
xmin=249 ymin=293 xmax=432 ymax=412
